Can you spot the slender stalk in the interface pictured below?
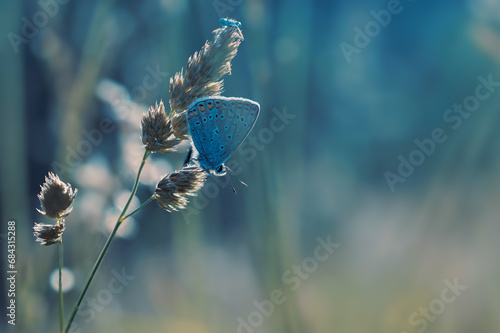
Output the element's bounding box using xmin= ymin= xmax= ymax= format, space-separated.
xmin=121 ymin=195 xmax=156 ymax=221
xmin=58 ymin=239 xmax=64 ymax=333
xmin=65 ymin=150 xmax=150 ymax=332
xmin=118 ymin=151 xmax=151 ymax=222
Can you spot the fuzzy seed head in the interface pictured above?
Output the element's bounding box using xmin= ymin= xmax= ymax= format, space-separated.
xmin=171 ymin=111 xmax=189 ymax=140
xmin=37 ymin=172 xmax=77 ymax=220
xmin=155 ymin=166 xmax=207 ymax=212
xmin=169 ymin=25 xmax=244 ymax=112
xmin=141 ymin=100 xmax=181 ymax=152
xmin=33 ymin=221 xmax=66 ymax=246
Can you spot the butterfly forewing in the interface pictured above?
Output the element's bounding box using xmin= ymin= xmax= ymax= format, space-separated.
xmin=187 ymin=96 xmax=260 ymax=171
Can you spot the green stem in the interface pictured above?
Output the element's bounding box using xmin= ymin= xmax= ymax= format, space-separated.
xmin=118 ymin=151 xmax=151 ymax=222
xmin=58 ymin=239 xmax=64 ymax=333
xmin=121 ymin=195 xmax=156 ymax=221
xmin=65 ymin=150 xmax=150 ymax=332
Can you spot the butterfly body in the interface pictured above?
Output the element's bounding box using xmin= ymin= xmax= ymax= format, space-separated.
xmin=186 ymin=96 xmax=260 ymax=175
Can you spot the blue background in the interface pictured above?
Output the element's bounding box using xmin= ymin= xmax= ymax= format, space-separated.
xmin=1 ymin=0 xmax=499 ymax=332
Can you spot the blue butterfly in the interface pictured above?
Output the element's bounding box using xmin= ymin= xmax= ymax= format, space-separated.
xmin=219 ymin=18 xmax=242 ymax=29
xmin=186 ymin=96 xmax=260 ymax=175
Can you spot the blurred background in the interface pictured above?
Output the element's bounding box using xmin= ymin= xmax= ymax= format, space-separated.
xmin=1 ymin=0 xmax=500 ymax=332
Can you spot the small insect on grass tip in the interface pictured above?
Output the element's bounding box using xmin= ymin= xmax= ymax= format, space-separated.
xmin=219 ymin=18 xmax=242 ymax=29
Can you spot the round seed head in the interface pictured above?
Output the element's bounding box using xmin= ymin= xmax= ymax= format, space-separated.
xmin=37 ymin=172 xmax=77 ymax=220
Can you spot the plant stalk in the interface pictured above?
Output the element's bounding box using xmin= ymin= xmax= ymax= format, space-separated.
xmin=121 ymin=195 xmax=156 ymax=221
xmin=58 ymin=239 xmax=64 ymax=333
xmin=65 ymin=150 xmax=150 ymax=332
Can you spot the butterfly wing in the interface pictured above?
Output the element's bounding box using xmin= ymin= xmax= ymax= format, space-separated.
xmin=187 ymin=96 xmax=260 ymax=170
xmin=186 ymin=98 xmax=217 ymax=170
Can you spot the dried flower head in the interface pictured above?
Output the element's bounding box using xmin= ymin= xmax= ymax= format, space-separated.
xmin=169 ymin=25 xmax=244 ymax=112
xmin=141 ymin=100 xmax=182 ymax=152
xmin=33 ymin=221 xmax=65 ymax=246
xmin=155 ymin=166 xmax=207 ymax=212
xmin=37 ymin=172 xmax=78 ymax=220
xmin=171 ymin=110 xmax=189 ymax=140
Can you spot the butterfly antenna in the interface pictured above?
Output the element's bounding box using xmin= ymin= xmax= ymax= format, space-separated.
xmin=183 ymin=147 xmax=193 ymax=166
xmin=229 ymin=178 xmax=237 ymax=194
xmin=226 ymin=167 xmax=248 ymax=194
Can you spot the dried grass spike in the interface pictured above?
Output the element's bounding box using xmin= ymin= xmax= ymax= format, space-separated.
xmin=155 ymin=166 xmax=207 ymax=212
xmin=33 ymin=221 xmax=66 ymax=246
xmin=169 ymin=24 xmax=244 ymax=112
xmin=171 ymin=111 xmax=189 ymax=140
xmin=37 ymin=172 xmax=77 ymax=220
xmin=141 ymin=100 xmax=181 ymax=152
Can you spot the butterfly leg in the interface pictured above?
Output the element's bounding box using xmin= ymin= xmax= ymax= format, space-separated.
xmin=183 ymin=147 xmax=193 ymax=166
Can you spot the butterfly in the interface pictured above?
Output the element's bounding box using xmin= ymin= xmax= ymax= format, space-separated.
xmin=219 ymin=18 xmax=242 ymax=29
xmin=186 ymin=96 xmax=260 ymax=175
